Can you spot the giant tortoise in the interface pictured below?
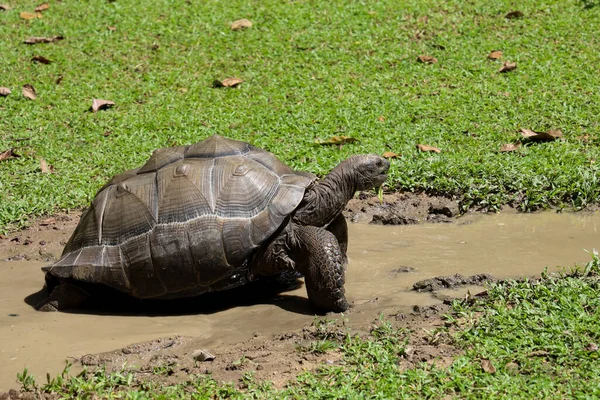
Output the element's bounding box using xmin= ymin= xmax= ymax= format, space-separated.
xmin=37 ymin=135 xmax=389 ymax=312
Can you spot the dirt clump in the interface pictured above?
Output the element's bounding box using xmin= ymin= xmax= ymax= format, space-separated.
xmin=344 ymin=192 xmax=460 ymax=225
xmin=413 ymin=273 xmax=495 ymax=292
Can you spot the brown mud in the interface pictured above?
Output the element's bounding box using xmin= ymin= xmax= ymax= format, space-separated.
xmin=2 ymin=192 xmax=600 ymax=392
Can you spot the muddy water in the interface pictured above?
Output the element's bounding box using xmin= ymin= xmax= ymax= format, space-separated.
xmin=1 ymin=211 xmax=599 ymax=389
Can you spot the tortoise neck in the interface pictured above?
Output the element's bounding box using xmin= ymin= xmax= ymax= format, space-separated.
xmin=293 ymin=161 xmax=357 ymax=227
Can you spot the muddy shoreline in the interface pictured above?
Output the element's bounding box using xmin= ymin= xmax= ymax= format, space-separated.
xmin=2 ymin=191 xmax=599 ymax=394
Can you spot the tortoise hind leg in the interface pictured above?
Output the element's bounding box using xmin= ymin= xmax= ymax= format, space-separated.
xmin=36 ymin=281 xmax=90 ymax=312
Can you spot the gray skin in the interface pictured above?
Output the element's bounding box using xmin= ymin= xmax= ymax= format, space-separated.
xmin=36 ymin=137 xmax=389 ymax=313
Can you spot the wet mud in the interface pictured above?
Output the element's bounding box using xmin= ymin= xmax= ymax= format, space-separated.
xmin=2 ymin=193 xmax=600 ymax=391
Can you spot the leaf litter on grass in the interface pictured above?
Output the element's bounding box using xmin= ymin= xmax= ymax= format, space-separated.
xmin=24 ymin=36 xmax=63 ymax=44
xmin=31 ymin=55 xmax=51 ymax=64
xmin=499 ymin=143 xmax=521 ymax=152
xmin=314 ymin=136 xmax=359 ymax=145
xmin=34 ymin=3 xmax=49 ymax=12
xmin=22 ymin=84 xmax=36 ymax=100
xmin=417 ymin=144 xmax=441 ymax=153
xmin=91 ymin=99 xmax=115 ymax=112
xmin=0 ymin=149 xmax=21 ymax=161
xmin=499 ymin=61 xmax=517 ymax=73
xmin=488 ymin=50 xmax=502 ymax=60
xmin=0 ymin=87 xmax=11 ymax=96
xmin=417 ymin=55 xmax=437 ymax=64
xmin=39 ymin=158 xmax=54 ymax=173
xmin=230 ymin=19 xmax=252 ymax=30
xmin=212 ymin=77 xmax=244 ymax=88
xmin=520 ymin=128 xmax=563 ymax=141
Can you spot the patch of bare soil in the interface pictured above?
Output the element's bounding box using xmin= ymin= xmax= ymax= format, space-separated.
xmin=71 ymin=303 xmax=460 ymax=392
xmin=344 ymin=191 xmax=461 ymax=225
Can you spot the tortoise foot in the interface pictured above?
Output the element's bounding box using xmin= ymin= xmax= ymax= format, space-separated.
xmin=35 ymin=282 xmax=89 ymax=312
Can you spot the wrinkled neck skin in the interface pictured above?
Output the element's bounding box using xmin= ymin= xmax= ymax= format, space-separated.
xmin=293 ymin=161 xmax=358 ymax=227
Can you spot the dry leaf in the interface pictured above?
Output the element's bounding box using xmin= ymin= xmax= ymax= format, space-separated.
xmin=40 ymin=158 xmax=54 ymax=173
xmin=585 ymin=343 xmax=599 ymax=352
xmin=0 ymin=149 xmax=21 ymax=161
xmin=481 ymin=359 xmax=496 ymax=374
xmin=505 ymin=10 xmax=524 ymax=19
xmin=520 ymin=128 xmax=563 ymax=141
xmin=31 ymin=55 xmax=51 ymax=64
xmin=0 ymin=87 xmax=11 ymax=96
xmin=416 ymin=144 xmax=441 ymax=153
xmin=91 ymin=98 xmax=115 ymax=112
xmin=40 ymin=217 xmax=56 ymax=226
xmin=499 ymin=61 xmax=517 ymax=73
xmin=488 ymin=50 xmax=502 ymax=60
xmin=24 ymin=36 xmax=64 ymax=44
xmin=314 ymin=136 xmax=359 ymax=145
xmin=213 ymin=77 xmax=244 ymax=88
xmin=528 ymin=350 xmax=550 ymax=357
xmin=231 ymin=18 xmax=252 ymax=30
xmin=0 ymin=4 xmax=11 ymax=11
xmin=34 ymin=3 xmax=49 ymax=12
xmin=192 ymin=349 xmax=216 ymax=362
xmin=382 ymin=151 xmax=401 ymax=159
xmin=578 ymin=134 xmax=590 ymax=143
xmin=378 ymin=115 xmax=385 ymax=122
xmin=22 ymin=84 xmax=36 ymax=100
xmin=20 ymin=11 xmax=36 ymax=19
xmin=499 ymin=143 xmax=521 ymax=152
xmin=417 ymin=55 xmax=437 ymax=64
xmin=107 ymin=26 xmax=117 ymax=31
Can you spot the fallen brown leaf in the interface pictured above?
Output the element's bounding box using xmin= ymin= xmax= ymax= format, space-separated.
xmin=505 ymin=10 xmax=524 ymax=19
xmin=417 ymin=55 xmax=437 ymax=64
xmin=0 ymin=4 xmax=11 ymax=11
xmin=107 ymin=26 xmax=117 ymax=31
xmin=481 ymin=359 xmax=496 ymax=374
xmin=499 ymin=61 xmax=517 ymax=73
xmin=91 ymin=98 xmax=115 ymax=112
xmin=378 ymin=115 xmax=385 ymax=122
xmin=499 ymin=143 xmax=521 ymax=152
xmin=528 ymin=350 xmax=550 ymax=357
xmin=39 ymin=217 xmax=56 ymax=226
xmin=24 ymin=36 xmax=64 ymax=44
xmin=40 ymin=158 xmax=54 ymax=173
xmin=520 ymin=128 xmax=563 ymax=141
xmin=382 ymin=151 xmax=401 ymax=159
xmin=19 ymin=11 xmax=36 ymax=19
xmin=585 ymin=343 xmax=599 ymax=352
xmin=578 ymin=134 xmax=590 ymax=143
xmin=488 ymin=50 xmax=502 ymax=60
xmin=31 ymin=55 xmax=51 ymax=64
xmin=0 ymin=87 xmax=11 ymax=96
xmin=231 ymin=18 xmax=252 ymax=30
xmin=56 ymin=75 xmax=63 ymax=84
xmin=416 ymin=144 xmax=441 ymax=153
xmin=314 ymin=136 xmax=359 ymax=145
xmin=212 ymin=77 xmax=244 ymax=88
xmin=22 ymin=84 xmax=36 ymax=100
xmin=34 ymin=3 xmax=49 ymax=12
xmin=0 ymin=149 xmax=21 ymax=161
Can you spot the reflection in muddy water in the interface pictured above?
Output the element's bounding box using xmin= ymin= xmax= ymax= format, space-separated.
xmin=1 ymin=211 xmax=599 ymax=388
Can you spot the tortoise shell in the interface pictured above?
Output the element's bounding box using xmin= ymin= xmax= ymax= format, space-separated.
xmin=43 ymin=135 xmax=314 ymax=299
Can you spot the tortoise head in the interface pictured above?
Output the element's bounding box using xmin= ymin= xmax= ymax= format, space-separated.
xmin=346 ymin=154 xmax=390 ymax=191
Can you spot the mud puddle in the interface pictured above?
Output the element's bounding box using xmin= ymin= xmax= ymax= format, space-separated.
xmin=1 ymin=211 xmax=600 ymax=389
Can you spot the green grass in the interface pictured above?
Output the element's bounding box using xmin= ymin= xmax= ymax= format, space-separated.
xmin=15 ymin=256 xmax=600 ymax=398
xmin=1 ymin=0 xmax=600 ymax=231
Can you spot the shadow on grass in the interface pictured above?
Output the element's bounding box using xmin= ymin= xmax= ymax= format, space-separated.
xmin=24 ymin=274 xmax=318 ymax=316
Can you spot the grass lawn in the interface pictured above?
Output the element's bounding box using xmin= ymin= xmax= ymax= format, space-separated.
xmin=15 ymin=256 xmax=600 ymax=399
xmin=1 ymin=0 xmax=600 ymax=232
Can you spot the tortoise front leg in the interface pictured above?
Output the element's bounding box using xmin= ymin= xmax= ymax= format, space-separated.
xmin=36 ymin=280 xmax=90 ymax=312
xmin=291 ymin=225 xmax=349 ymax=312
xmin=326 ymin=214 xmax=348 ymax=257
